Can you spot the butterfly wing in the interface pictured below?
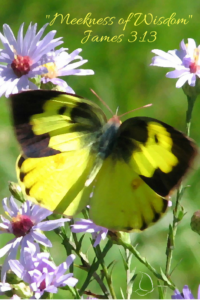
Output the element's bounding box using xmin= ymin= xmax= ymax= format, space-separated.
xmin=89 ymin=117 xmax=197 ymax=231
xmin=11 ymin=90 xmax=106 ymax=215
xmin=11 ymin=91 xmax=197 ymax=231
xmin=118 ymin=117 xmax=197 ymax=196
xmin=89 ymin=157 xmax=168 ymax=231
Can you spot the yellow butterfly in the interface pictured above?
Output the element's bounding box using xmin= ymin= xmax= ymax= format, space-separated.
xmin=10 ymin=90 xmax=197 ymax=232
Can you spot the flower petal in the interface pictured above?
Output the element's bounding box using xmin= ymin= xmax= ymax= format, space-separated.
xmin=9 ymin=260 xmax=24 ymax=279
xmin=35 ymin=218 xmax=70 ymax=231
xmin=182 ymin=285 xmax=194 ymax=299
xmin=30 ymin=205 xmax=52 ymax=223
xmin=175 ymin=74 xmax=191 ymax=88
xmin=1 ymin=237 xmax=22 ymax=282
xmin=31 ymin=231 xmax=52 ymax=247
xmin=0 ymin=240 xmax=14 ymax=258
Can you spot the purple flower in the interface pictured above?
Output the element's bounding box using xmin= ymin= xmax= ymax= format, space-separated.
xmin=150 ymin=39 xmax=200 ymax=88
xmin=41 ymin=47 xmax=94 ymax=93
xmin=0 ymin=22 xmax=63 ymax=97
xmin=9 ymin=244 xmax=78 ymax=299
xmin=71 ymin=219 xmax=108 ymax=247
xmin=0 ymin=197 xmax=70 ymax=282
xmin=172 ymin=285 xmax=200 ymax=299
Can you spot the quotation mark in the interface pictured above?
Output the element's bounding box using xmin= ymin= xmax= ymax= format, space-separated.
xmin=46 ymin=15 xmax=50 ymax=19
xmin=189 ymin=15 xmax=193 ymax=18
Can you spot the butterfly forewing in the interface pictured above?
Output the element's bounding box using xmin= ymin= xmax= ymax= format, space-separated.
xmin=11 ymin=90 xmax=106 ymax=216
xmin=116 ymin=117 xmax=197 ymax=197
xmin=10 ymin=90 xmax=107 ymax=157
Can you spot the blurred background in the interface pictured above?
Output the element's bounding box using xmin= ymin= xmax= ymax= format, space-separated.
xmin=0 ymin=0 xmax=200 ymax=298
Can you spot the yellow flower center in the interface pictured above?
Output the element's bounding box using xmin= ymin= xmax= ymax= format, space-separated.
xmin=42 ymin=62 xmax=58 ymax=79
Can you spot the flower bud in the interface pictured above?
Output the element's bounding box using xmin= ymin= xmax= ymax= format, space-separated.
xmin=9 ymin=182 xmax=25 ymax=203
xmin=190 ymin=210 xmax=200 ymax=234
xmin=108 ymin=230 xmax=131 ymax=245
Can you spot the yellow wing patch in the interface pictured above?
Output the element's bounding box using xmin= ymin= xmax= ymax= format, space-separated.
xmin=31 ymin=94 xmax=106 ymax=135
xmin=17 ymin=148 xmax=94 ymax=216
xmin=132 ymin=122 xmax=178 ymax=177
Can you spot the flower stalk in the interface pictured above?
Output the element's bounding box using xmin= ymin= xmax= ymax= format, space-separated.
xmin=163 ymin=92 xmax=196 ymax=298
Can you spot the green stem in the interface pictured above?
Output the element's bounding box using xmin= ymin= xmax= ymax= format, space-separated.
xmin=79 ymin=240 xmax=113 ymax=297
xmin=119 ymin=240 xmax=175 ymax=290
xmin=126 ymin=249 xmax=132 ymax=299
xmin=186 ymin=96 xmax=195 ymax=136
xmin=95 ymin=244 xmax=117 ymax=299
xmin=163 ymin=95 xmax=196 ymax=298
xmin=163 ymin=187 xmax=182 ymax=298
xmin=54 ymin=226 xmax=109 ymax=298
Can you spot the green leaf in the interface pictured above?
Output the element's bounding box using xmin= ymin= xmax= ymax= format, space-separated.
xmin=129 ymin=269 xmax=137 ymax=283
xmin=159 ymin=268 xmax=175 ymax=289
xmin=77 ymin=234 xmax=85 ymax=252
xmin=79 ymin=258 xmax=99 ymax=295
xmin=107 ymin=260 xmax=116 ymax=270
xmin=29 ymin=75 xmax=42 ymax=88
xmin=119 ymin=249 xmax=128 ymax=271
xmin=109 ymin=261 xmax=117 ymax=277
xmin=40 ymin=81 xmax=54 ymax=90
xmin=177 ymin=206 xmax=187 ymax=221
xmin=120 ymin=287 xmax=125 ymax=299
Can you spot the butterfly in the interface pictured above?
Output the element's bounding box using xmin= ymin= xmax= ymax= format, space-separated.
xmin=10 ymin=90 xmax=197 ymax=232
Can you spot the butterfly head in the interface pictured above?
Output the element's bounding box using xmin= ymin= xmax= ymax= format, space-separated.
xmin=107 ymin=115 xmax=122 ymax=127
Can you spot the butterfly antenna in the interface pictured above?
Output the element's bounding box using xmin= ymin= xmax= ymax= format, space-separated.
xmin=118 ymin=103 xmax=152 ymax=118
xmin=115 ymin=106 xmax=119 ymax=116
xmin=90 ymin=89 xmax=114 ymax=116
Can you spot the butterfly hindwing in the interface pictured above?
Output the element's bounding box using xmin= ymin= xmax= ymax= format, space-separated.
xmin=16 ymin=150 xmax=94 ymax=216
xmin=89 ymin=156 xmax=168 ymax=231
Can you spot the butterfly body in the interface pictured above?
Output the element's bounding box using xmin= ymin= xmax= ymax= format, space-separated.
xmin=95 ymin=116 xmax=120 ymax=159
xmin=10 ymin=90 xmax=197 ymax=232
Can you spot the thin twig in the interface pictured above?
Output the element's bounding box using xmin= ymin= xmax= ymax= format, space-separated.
xmin=54 ymin=226 xmax=110 ymax=298
xmin=117 ymin=239 xmax=175 ymax=290
xmin=95 ymin=244 xmax=117 ymax=299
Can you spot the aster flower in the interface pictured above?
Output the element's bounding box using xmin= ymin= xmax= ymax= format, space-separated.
xmin=172 ymin=284 xmax=200 ymax=299
xmin=0 ymin=22 xmax=63 ymax=97
xmin=0 ymin=197 xmax=70 ymax=282
xmin=9 ymin=244 xmax=78 ymax=299
xmin=41 ymin=47 xmax=94 ymax=93
xmin=71 ymin=218 xmax=108 ymax=247
xmin=151 ymin=39 xmax=200 ymax=88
